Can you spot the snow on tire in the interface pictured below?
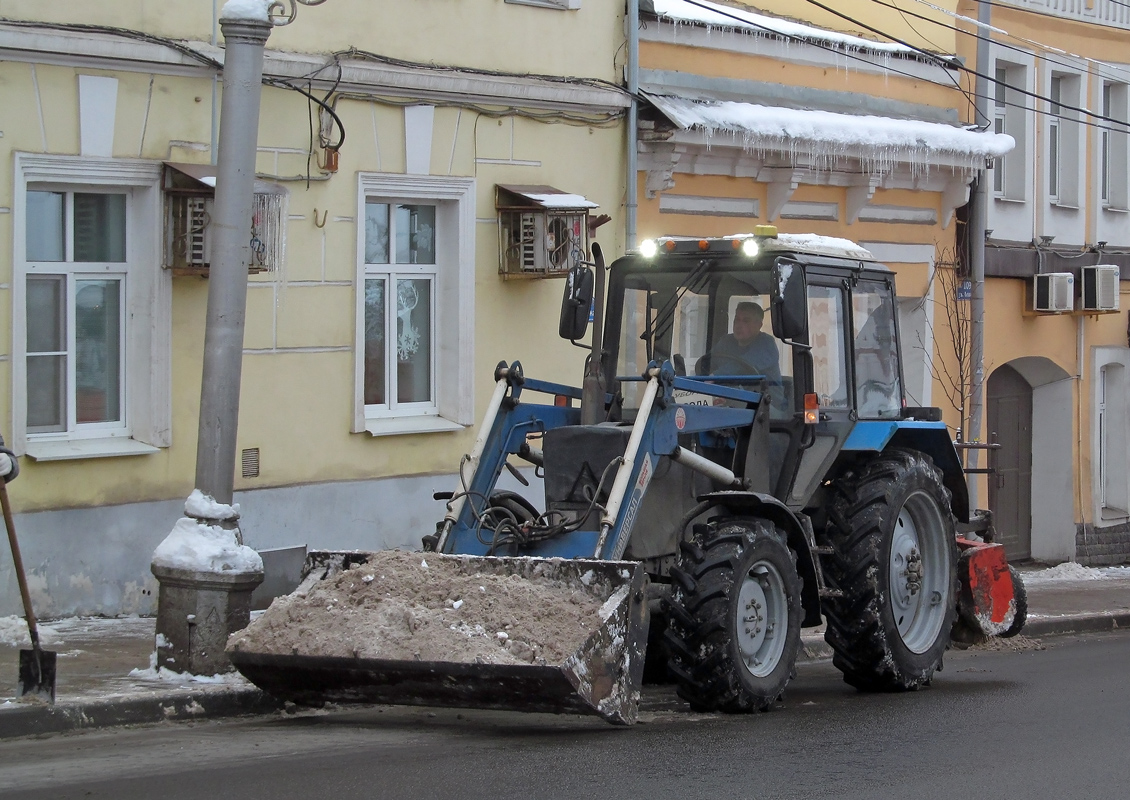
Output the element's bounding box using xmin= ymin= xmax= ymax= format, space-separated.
xmin=821 ymin=448 xmax=958 ymax=692
xmin=664 ymin=518 xmax=802 ymax=713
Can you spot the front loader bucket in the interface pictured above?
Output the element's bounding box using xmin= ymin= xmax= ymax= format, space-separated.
xmin=228 ymin=551 xmax=650 ymax=725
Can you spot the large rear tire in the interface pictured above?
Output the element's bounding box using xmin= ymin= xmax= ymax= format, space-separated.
xmin=664 ymin=518 xmax=802 ymax=712
xmin=821 ymin=448 xmax=958 ymax=691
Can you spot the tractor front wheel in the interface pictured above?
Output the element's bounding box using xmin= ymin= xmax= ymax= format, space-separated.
xmin=664 ymin=518 xmax=802 ymax=712
xmin=821 ymin=448 xmax=958 ymax=691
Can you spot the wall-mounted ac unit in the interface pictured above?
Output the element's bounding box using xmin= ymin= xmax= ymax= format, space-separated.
xmin=1081 ymin=264 xmax=1121 ymax=312
xmin=162 ymin=163 xmax=287 ymax=275
xmin=1033 ymin=272 xmax=1074 ymax=313
xmin=496 ymin=184 xmax=596 ymax=279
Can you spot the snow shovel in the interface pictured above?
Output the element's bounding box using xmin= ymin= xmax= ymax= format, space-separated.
xmin=2 ymin=483 xmax=56 ymax=703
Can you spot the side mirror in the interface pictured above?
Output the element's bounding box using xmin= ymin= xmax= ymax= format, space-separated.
xmin=771 ymin=258 xmax=808 ymax=341
xmin=559 ymin=263 xmax=594 ymax=341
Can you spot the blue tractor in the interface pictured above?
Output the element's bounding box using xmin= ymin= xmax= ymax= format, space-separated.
xmin=231 ymin=229 xmax=1023 ymax=724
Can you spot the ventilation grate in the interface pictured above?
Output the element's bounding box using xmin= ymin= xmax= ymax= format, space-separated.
xmin=241 ymin=447 xmax=260 ymax=478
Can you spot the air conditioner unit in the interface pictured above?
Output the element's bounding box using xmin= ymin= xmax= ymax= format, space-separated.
xmin=1033 ymin=272 xmax=1074 ymax=313
xmin=1081 ymin=264 xmax=1121 ymax=312
xmin=498 ymin=209 xmax=588 ymax=278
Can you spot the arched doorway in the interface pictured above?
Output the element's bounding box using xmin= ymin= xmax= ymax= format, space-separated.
xmin=987 ymin=364 xmax=1032 ymax=560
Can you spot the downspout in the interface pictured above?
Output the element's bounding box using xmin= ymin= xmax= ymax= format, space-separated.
xmin=626 ymin=0 xmax=639 ymax=250
xmin=966 ymin=0 xmax=991 ymax=509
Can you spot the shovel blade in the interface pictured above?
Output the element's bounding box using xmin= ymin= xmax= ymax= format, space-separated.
xmin=18 ymin=648 xmax=56 ymax=704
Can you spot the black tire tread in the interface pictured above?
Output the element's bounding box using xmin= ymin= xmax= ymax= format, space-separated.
xmin=819 ymin=448 xmax=958 ymax=692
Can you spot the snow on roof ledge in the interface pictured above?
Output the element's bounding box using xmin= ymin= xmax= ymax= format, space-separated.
xmin=645 ymin=93 xmax=1015 ymax=169
xmin=647 ymin=0 xmax=920 ymax=58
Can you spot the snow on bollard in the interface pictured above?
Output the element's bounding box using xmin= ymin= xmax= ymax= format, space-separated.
xmin=151 ymin=490 xmax=264 ymax=676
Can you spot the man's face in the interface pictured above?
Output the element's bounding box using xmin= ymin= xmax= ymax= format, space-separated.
xmin=732 ymin=308 xmax=763 ymax=346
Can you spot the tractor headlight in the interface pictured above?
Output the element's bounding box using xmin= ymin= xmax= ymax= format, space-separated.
xmin=639 ymin=239 xmax=658 ymax=258
xmin=742 ymin=239 xmax=760 ymax=258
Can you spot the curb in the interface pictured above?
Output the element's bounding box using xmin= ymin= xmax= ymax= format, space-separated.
xmin=0 ymin=613 xmax=1125 ymax=740
xmin=1022 ymin=610 xmax=1130 ymax=637
xmin=0 ymin=687 xmax=281 ymax=741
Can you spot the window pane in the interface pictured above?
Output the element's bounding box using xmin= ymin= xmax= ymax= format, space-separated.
xmin=365 ymin=202 xmax=389 ymax=264
xmin=808 ymin=286 xmax=848 ymax=409
xmin=396 ymin=278 xmax=432 ymax=403
xmin=27 ymin=275 xmax=65 ymax=353
xmin=75 ymin=279 xmax=121 ymax=423
xmin=26 ymin=191 xmax=65 ymax=261
xmin=852 ymin=283 xmax=902 ymax=419
xmin=395 ymin=204 xmax=436 ymax=264
xmin=27 ymin=355 xmax=66 ymax=432
xmin=74 ymin=194 xmax=127 ymax=262
xmin=364 ymin=278 xmax=386 ymax=405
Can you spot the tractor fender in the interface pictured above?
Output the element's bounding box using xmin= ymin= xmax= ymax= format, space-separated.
xmin=697 ymin=490 xmax=822 ymax=627
xmin=887 ymin=426 xmax=971 ymax=523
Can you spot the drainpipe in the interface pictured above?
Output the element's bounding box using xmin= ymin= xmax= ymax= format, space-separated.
xmin=626 ymin=0 xmax=639 ymax=250
xmin=195 ymin=15 xmax=272 ymax=506
xmin=966 ymin=0 xmax=992 ymax=509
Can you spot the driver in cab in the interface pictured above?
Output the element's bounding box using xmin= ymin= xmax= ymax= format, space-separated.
xmin=700 ymin=302 xmax=781 ymax=385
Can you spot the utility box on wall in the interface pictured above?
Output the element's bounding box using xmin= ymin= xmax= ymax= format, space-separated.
xmin=496 ymin=184 xmax=596 ymax=279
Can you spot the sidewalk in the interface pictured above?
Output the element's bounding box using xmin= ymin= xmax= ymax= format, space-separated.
xmin=1 ymin=563 xmax=1128 ymax=739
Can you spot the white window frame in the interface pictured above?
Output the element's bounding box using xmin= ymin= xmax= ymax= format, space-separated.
xmin=13 ymin=154 xmax=170 ymax=461
xmin=354 ymin=173 xmax=475 ymax=437
xmin=993 ymin=61 xmax=1028 ymax=202
xmin=1048 ymin=71 xmax=1082 ymax=209
xmin=1101 ymin=82 xmax=1129 ymax=211
xmin=1093 ymin=348 xmax=1130 ymax=523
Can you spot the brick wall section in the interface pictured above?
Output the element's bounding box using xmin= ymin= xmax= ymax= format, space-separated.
xmin=1076 ymin=522 xmax=1130 ymax=566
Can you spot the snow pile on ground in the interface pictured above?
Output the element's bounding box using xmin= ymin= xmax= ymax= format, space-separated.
xmin=219 ymin=0 xmax=271 ymax=22
xmin=129 ymin=648 xmax=248 ymax=685
xmin=152 ymin=517 xmax=263 ymax=574
xmin=0 ymin=615 xmax=61 ymax=647
xmin=228 ymin=550 xmax=615 ymax=666
xmin=1023 ymin=563 xmax=1130 ymax=584
xmin=184 ymin=489 xmax=239 ymax=521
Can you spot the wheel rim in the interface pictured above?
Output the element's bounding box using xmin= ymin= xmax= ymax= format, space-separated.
xmin=889 ymin=490 xmax=950 ymax=653
xmin=735 ymin=560 xmax=789 ymax=678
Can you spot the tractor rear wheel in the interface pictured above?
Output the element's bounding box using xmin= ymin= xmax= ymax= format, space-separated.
xmin=821 ymin=448 xmax=958 ymax=691
xmin=664 ymin=518 xmax=802 ymax=712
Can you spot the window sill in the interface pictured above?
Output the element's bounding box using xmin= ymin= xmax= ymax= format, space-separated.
xmin=1102 ymin=205 xmax=1130 ymax=214
xmin=1050 ymin=201 xmax=1080 ymax=210
xmin=26 ymin=438 xmax=161 ymax=462
xmin=993 ymin=196 xmax=1027 ymax=204
xmin=364 ymin=415 xmax=466 ymax=437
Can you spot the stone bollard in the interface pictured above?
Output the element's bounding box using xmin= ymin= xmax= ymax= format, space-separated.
xmin=151 ymin=491 xmax=263 ymax=675
xmin=152 ymin=562 xmax=263 ymax=676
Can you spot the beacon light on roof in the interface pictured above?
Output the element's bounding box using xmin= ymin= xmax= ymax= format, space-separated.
xmin=638 ymin=239 xmax=658 ymax=258
xmin=742 ymin=239 xmax=760 ymax=258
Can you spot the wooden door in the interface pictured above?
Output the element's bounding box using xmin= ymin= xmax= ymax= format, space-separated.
xmin=987 ymin=365 xmax=1033 ymax=561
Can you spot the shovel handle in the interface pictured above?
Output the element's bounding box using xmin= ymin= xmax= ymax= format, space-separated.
xmin=0 ymin=482 xmax=39 ymax=649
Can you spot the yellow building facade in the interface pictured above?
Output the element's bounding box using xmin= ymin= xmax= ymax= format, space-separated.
xmin=0 ymin=0 xmax=630 ymax=617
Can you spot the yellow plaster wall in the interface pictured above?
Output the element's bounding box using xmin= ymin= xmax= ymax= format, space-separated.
xmin=1 ymin=0 xmax=625 ymax=83
xmin=750 ymin=0 xmax=958 ymax=54
xmin=0 ymin=50 xmax=626 ymax=511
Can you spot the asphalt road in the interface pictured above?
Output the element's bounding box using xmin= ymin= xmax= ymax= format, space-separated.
xmin=2 ymin=631 xmax=1128 ymax=800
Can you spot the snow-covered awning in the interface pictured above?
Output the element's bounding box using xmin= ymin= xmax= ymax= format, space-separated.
xmin=645 ymin=0 xmax=927 ymax=60
xmin=495 ymin=185 xmax=599 ymax=210
xmin=644 ymin=92 xmax=1015 ymax=171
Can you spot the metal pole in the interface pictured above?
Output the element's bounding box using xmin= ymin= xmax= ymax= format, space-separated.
xmin=195 ymin=18 xmax=272 ymax=505
xmin=626 ymin=0 xmax=639 ymax=250
xmin=966 ymin=0 xmax=992 ymax=509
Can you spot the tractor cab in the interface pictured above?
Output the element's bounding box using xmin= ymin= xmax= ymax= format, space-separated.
xmin=599 ymin=230 xmax=905 ymax=511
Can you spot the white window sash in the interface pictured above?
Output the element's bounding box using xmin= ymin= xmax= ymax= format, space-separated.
xmin=12 ymin=153 xmax=168 ymax=458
